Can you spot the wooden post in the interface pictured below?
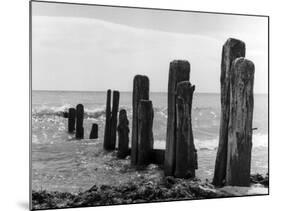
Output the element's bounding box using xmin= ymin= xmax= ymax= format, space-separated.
xmin=137 ymin=100 xmax=154 ymax=165
xmin=75 ymin=104 xmax=84 ymax=139
xmin=225 ymin=58 xmax=254 ymax=186
xmin=174 ymin=81 xmax=197 ymax=178
xmin=109 ymin=90 xmax=120 ymax=150
xmin=117 ymin=109 xmax=130 ymax=159
xmin=164 ymin=60 xmax=190 ymax=176
xmin=103 ymin=90 xmax=112 ymax=150
xmin=131 ymin=75 xmax=149 ymax=165
xmin=89 ymin=123 xmax=98 ymax=139
xmin=213 ymin=38 xmax=246 ymax=186
xmin=151 ymin=149 xmax=165 ymax=165
xmin=63 ymin=112 xmax=68 ymax=118
xmin=68 ymin=108 xmax=76 ymax=133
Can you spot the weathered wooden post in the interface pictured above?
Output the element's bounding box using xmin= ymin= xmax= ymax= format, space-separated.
xmin=75 ymin=104 xmax=84 ymax=139
xmin=68 ymin=108 xmax=76 ymax=133
xmin=117 ymin=109 xmax=130 ymax=159
xmin=174 ymin=81 xmax=197 ymax=178
xmin=89 ymin=123 xmax=98 ymax=139
xmin=213 ymin=38 xmax=246 ymax=186
xmin=103 ymin=89 xmax=112 ymax=150
xmin=131 ymin=75 xmax=149 ymax=165
xmin=137 ymin=100 xmax=154 ymax=165
xmin=164 ymin=60 xmax=190 ymax=176
xmin=109 ymin=90 xmax=120 ymax=150
xmin=63 ymin=112 xmax=69 ymax=118
xmin=225 ymin=58 xmax=254 ymax=186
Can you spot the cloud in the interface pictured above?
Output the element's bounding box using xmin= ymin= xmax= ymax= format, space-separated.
xmin=32 ymin=16 xmax=267 ymax=93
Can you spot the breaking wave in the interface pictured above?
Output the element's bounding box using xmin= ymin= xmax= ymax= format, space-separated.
xmin=32 ymin=105 xmax=106 ymax=119
xmin=153 ymin=133 xmax=268 ymax=151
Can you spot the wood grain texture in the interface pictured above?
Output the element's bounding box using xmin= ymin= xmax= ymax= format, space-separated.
xmin=68 ymin=108 xmax=76 ymax=133
xmin=131 ymin=75 xmax=149 ymax=165
xmin=109 ymin=90 xmax=120 ymax=149
xmin=103 ymin=90 xmax=112 ymax=150
xmin=213 ymin=38 xmax=246 ymax=186
xmin=226 ymin=57 xmax=254 ymax=186
xmin=174 ymin=81 xmax=197 ymax=178
xmin=75 ymin=104 xmax=84 ymax=139
xmin=164 ymin=60 xmax=190 ymax=176
xmin=117 ymin=109 xmax=130 ymax=159
xmin=137 ymin=100 xmax=154 ymax=165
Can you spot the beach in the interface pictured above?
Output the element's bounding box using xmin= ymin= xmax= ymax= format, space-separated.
xmin=32 ymin=91 xmax=268 ymax=198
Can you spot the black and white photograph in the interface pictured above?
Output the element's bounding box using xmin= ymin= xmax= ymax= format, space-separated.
xmin=30 ymin=1 xmax=269 ymax=210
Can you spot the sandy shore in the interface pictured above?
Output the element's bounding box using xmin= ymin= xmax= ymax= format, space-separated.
xmin=32 ymin=142 xmax=268 ymax=210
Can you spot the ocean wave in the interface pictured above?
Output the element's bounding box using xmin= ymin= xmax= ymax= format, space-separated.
xmin=153 ymin=133 xmax=268 ymax=151
xmin=32 ymin=105 xmax=107 ymax=119
xmin=195 ymin=133 xmax=268 ymax=151
xmin=32 ymin=104 xmax=72 ymax=116
xmin=32 ymin=105 xmax=168 ymax=119
xmin=252 ymin=134 xmax=268 ymax=148
xmin=32 ymin=104 xmax=219 ymax=120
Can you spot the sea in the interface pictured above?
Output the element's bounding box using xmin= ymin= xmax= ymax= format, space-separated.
xmin=32 ymin=91 xmax=268 ymax=192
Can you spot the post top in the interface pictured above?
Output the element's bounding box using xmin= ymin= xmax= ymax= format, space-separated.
xmin=170 ymin=60 xmax=190 ymax=65
xmin=134 ymin=74 xmax=149 ymax=80
xmin=224 ymin=38 xmax=245 ymax=48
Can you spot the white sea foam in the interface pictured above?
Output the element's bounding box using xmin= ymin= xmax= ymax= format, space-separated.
xmin=252 ymin=133 xmax=268 ymax=148
xmin=32 ymin=104 xmax=168 ymax=119
xmin=195 ymin=138 xmax=218 ymax=151
xmin=32 ymin=104 xmax=106 ymax=118
xmin=195 ymin=133 xmax=268 ymax=150
xmin=219 ymin=185 xmax=268 ymax=195
xmin=153 ymin=133 xmax=268 ymax=151
xmin=32 ymin=104 xmax=72 ymax=116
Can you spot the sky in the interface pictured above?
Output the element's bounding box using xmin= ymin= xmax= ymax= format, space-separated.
xmin=32 ymin=2 xmax=268 ymax=93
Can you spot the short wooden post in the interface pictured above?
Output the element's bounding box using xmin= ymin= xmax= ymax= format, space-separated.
xmin=103 ymin=90 xmax=112 ymax=150
xmin=109 ymin=90 xmax=120 ymax=150
xmin=225 ymin=58 xmax=254 ymax=186
xmin=68 ymin=108 xmax=76 ymax=133
xmin=213 ymin=38 xmax=246 ymax=186
xmin=63 ymin=112 xmax=68 ymax=118
xmin=117 ymin=109 xmax=130 ymax=159
xmin=75 ymin=104 xmax=84 ymax=139
xmin=137 ymin=100 xmax=154 ymax=165
xmin=174 ymin=81 xmax=197 ymax=178
xmin=89 ymin=123 xmax=98 ymax=139
xmin=131 ymin=75 xmax=149 ymax=165
xmin=164 ymin=60 xmax=190 ymax=176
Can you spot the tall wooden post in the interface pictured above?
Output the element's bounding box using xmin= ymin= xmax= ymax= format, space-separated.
xmin=104 ymin=90 xmax=112 ymax=150
xmin=174 ymin=81 xmax=197 ymax=178
xmin=137 ymin=100 xmax=154 ymax=165
xmin=89 ymin=123 xmax=98 ymax=139
xmin=117 ymin=109 xmax=130 ymax=159
xmin=213 ymin=38 xmax=246 ymax=186
xmin=225 ymin=58 xmax=254 ymax=186
xmin=164 ymin=60 xmax=190 ymax=176
xmin=109 ymin=90 xmax=120 ymax=150
xmin=68 ymin=108 xmax=76 ymax=133
xmin=75 ymin=104 xmax=84 ymax=139
xmin=131 ymin=75 xmax=149 ymax=165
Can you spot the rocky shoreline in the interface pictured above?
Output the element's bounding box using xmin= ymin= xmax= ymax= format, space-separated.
xmin=32 ymin=173 xmax=268 ymax=210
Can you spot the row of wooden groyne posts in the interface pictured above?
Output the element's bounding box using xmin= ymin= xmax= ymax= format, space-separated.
xmin=64 ymin=38 xmax=255 ymax=187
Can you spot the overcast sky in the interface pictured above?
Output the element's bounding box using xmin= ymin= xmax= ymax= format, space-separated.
xmin=32 ymin=2 xmax=268 ymax=93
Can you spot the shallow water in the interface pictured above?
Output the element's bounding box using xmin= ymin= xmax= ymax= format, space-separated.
xmin=32 ymin=91 xmax=268 ymax=192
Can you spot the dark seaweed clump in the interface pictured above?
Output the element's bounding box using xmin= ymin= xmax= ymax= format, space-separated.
xmin=32 ymin=176 xmax=230 ymax=210
xmin=250 ymin=173 xmax=269 ymax=187
xmin=32 ymin=173 xmax=268 ymax=210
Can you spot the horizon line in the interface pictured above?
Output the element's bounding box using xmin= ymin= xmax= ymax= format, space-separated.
xmin=32 ymin=89 xmax=268 ymax=95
